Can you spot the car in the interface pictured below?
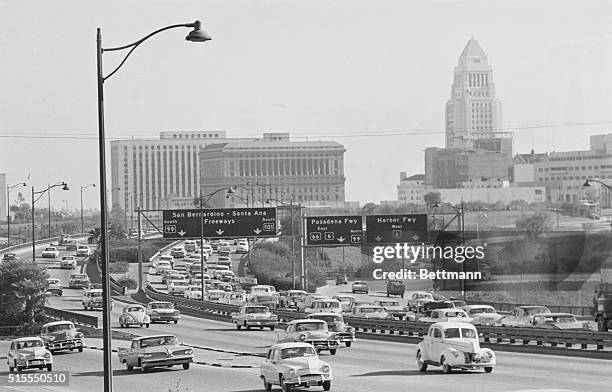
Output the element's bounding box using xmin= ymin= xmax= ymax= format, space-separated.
xmin=188 ymin=262 xmax=204 ymax=276
xmin=499 ymin=306 xmax=551 ymax=327
xmin=217 ymin=241 xmax=230 ymax=253
xmin=277 ymin=319 xmax=340 ymax=355
xmin=184 ymin=285 xmax=204 ymax=300
xmin=418 ymin=308 xmax=472 ymax=323
xmin=331 ymin=295 xmax=356 ymax=312
xmin=41 ymin=247 xmax=60 ymax=258
xmin=184 ymin=240 xmax=197 ymax=252
xmin=46 ymin=278 xmax=63 ymax=296
xmin=82 ymin=289 xmax=104 ymax=310
xmin=220 ymin=291 xmax=247 ymax=306
xmin=351 ymin=281 xmax=369 ymax=294
xmin=236 ymin=241 xmax=249 ymax=254
xmin=218 ymin=270 xmax=235 ymax=282
xmin=167 ymin=279 xmax=190 ymax=296
xmin=149 ymin=260 xmax=171 ymax=275
xmin=147 ymin=301 xmax=181 ymax=324
xmin=335 ymin=274 xmax=348 ymax=285
xmin=306 ymin=313 xmax=356 ymax=347
xmin=462 ymin=305 xmax=504 ymax=326
xmin=375 ymin=300 xmax=409 ymax=320
xmin=386 ymin=280 xmax=406 ymax=298
xmin=190 ymin=273 xmax=211 ymax=286
xmin=158 ymin=254 xmax=175 ymax=267
xmin=231 ymin=305 xmax=278 ymax=330
xmin=407 ymin=291 xmax=435 ymax=312
xmin=351 ymin=305 xmax=393 ymax=320
xmin=40 ymin=321 xmax=84 ymax=354
xmin=304 ymin=299 xmax=343 ymax=314
xmin=416 ymin=322 xmax=496 ymax=374
xmin=118 ymin=335 xmax=193 ymax=372
xmin=162 ymin=270 xmax=186 ymax=284
xmin=297 ymin=295 xmax=329 ymax=312
xmin=530 ymin=312 xmax=591 ymax=330
xmin=249 ymin=293 xmax=280 ymax=310
xmin=170 ymin=247 xmax=187 ymax=258
xmin=345 ymin=300 xmax=375 ymax=314
xmin=200 ymin=243 xmax=213 ymax=256
xmin=250 ymin=285 xmax=276 ymax=295
xmin=260 ymin=343 xmax=333 ymax=392
xmin=216 ymin=281 xmax=234 ymax=292
xmin=63 ymin=238 xmax=78 ymax=251
xmin=7 ymin=337 xmax=53 ymax=372
xmin=1 ymin=253 xmax=19 ymax=262
xmin=421 ymin=301 xmax=456 ymax=316
xmin=282 ymin=289 xmax=309 ymax=309
xmin=60 ymin=255 xmax=77 ymax=269
xmin=68 ymin=273 xmax=91 ymax=289
xmin=449 ymin=299 xmax=467 ymax=308
xmin=76 ymin=245 xmax=91 ymax=257
xmin=206 ymin=289 xmax=227 ymax=302
xmin=119 ymin=304 xmax=151 ymax=328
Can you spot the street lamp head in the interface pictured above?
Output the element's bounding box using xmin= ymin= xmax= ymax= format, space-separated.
xmin=583 ymin=179 xmax=591 ymax=187
xmin=185 ymin=20 xmax=212 ymax=42
xmin=226 ymin=187 xmax=236 ymax=195
xmin=62 ymin=183 xmax=70 ymax=191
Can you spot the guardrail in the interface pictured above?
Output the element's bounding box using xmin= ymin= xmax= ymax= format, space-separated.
xmin=44 ymin=307 xmax=98 ymax=329
xmin=143 ymin=285 xmax=612 ymax=354
xmin=464 ymin=299 xmax=593 ymax=317
xmin=0 ymin=234 xmax=90 ymax=256
xmin=148 ymin=239 xmax=183 ymax=263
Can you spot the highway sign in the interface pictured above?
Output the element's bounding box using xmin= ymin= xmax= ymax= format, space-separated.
xmin=305 ymin=215 xmax=363 ymax=246
xmin=162 ymin=208 xmax=277 ymax=239
xmin=365 ymin=214 xmax=428 ymax=244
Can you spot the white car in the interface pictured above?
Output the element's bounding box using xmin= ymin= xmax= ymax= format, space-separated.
xmin=499 ymin=306 xmax=551 ymax=327
xmin=417 ymin=308 xmax=472 ymax=323
xmin=331 ymin=295 xmax=355 ymax=313
xmin=167 ymin=279 xmax=190 ymax=296
xmin=184 ymin=240 xmax=197 ymax=253
xmin=41 ymin=247 xmax=60 ymax=258
xmin=206 ymin=289 xmax=226 ymax=302
xmin=46 ymin=278 xmax=63 ymax=296
xmin=305 ymin=299 xmax=342 ymax=314
xmin=146 ymin=301 xmax=180 ymax=324
xmin=236 ymin=241 xmax=249 ymax=254
xmin=170 ymin=247 xmax=187 ymax=258
xmin=184 ymin=285 xmax=203 ymax=300
xmin=407 ymin=291 xmax=435 ymax=312
xmin=7 ymin=337 xmax=53 ymax=372
xmin=260 ymin=343 xmax=332 ymax=391
xmin=152 ymin=260 xmax=172 ymax=275
xmin=60 ymin=255 xmax=77 ymax=269
xmin=462 ymin=305 xmax=504 ymax=326
xmin=416 ymin=322 xmax=495 ymax=374
xmin=118 ymin=304 xmax=151 ymax=328
xmin=76 ymin=245 xmax=91 ymax=257
xmin=158 ymin=255 xmax=175 ymax=267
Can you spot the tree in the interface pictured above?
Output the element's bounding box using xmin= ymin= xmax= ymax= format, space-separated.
xmin=0 ymin=260 xmax=49 ymax=332
xmin=515 ymin=212 xmax=552 ymax=239
xmin=423 ymin=192 xmax=441 ymax=207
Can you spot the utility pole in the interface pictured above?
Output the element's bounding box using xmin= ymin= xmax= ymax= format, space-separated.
xmin=137 ymin=207 xmax=143 ymax=292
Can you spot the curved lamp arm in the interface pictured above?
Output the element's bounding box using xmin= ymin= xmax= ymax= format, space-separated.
xmin=584 ymin=178 xmax=612 ymax=190
xmin=103 ymin=21 xmax=209 ymax=82
xmin=33 ymin=182 xmax=69 ymax=204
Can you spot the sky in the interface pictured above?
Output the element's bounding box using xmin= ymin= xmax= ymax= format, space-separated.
xmin=1 ymin=0 xmax=611 ymax=210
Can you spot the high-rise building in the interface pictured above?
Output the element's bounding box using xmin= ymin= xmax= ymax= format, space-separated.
xmin=445 ymin=37 xmax=507 ymax=150
xmin=0 ymin=173 xmax=6 ymax=223
xmin=199 ymin=133 xmax=346 ymax=208
xmin=110 ymin=131 xmax=257 ymax=213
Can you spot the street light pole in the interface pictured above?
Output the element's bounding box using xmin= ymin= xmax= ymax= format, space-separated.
xmin=6 ymin=181 xmax=27 ymax=247
xmin=80 ymin=184 xmax=96 ymax=234
xmin=96 ymin=21 xmax=211 ymax=392
xmin=31 ymin=182 xmax=69 ymax=262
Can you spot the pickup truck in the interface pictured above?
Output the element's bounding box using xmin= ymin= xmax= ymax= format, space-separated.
xmin=117 ymin=335 xmax=193 ymax=372
xmin=231 ymin=305 xmax=278 ymax=330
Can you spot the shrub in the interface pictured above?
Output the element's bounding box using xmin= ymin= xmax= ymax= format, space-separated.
xmin=117 ymin=276 xmax=137 ymax=289
xmin=109 ymin=261 xmax=129 ymax=274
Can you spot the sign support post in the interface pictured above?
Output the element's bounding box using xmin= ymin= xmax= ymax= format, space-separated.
xmin=137 ymin=206 xmax=143 ymax=292
xmin=200 ymin=192 xmax=205 ymax=302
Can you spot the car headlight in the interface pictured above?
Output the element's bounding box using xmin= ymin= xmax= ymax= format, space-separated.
xmin=321 ymin=365 xmax=330 ymax=372
xmin=44 ymin=352 xmax=51 ymax=359
xmin=143 ymin=353 xmax=153 ymax=358
xmin=299 ymin=334 xmax=307 ymax=341
xmin=174 ymin=310 xmax=180 ymax=316
xmin=288 ymin=368 xmax=296 ymax=375
xmin=347 ymin=326 xmax=355 ymax=332
xmin=19 ymin=353 xmax=28 ymax=359
xmin=451 ymin=350 xmax=459 ymax=358
xmin=185 ymin=349 xmax=193 ymax=355
xmin=152 ymin=311 xmax=159 ymax=316
xmin=47 ymin=336 xmax=55 ymax=342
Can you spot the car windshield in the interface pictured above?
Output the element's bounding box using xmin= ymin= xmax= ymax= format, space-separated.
xmin=354 ymin=282 xmax=366 ymax=285
xmin=256 ymin=296 xmax=275 ymax=302
xmin=44 ymin=248 xmax=55 ymax=251
xmin=316 ymin=302 xmax=339 ymax=308
xmin=190 ymin=287 xmax=202 ymax=291
xmin=62 ymin=257 xmax=74 ymax=260
xmin=150 ymin=303 xmax=173 ymax=309
xmin=296 ymin=322 xmax=326 ymax=331
xmin=445 ymin=311 xmax=466 ymax=317
xmin=470 ymin=307 xmax=495 ymax=314
xmin=541 ymin=315 xmax=576 ymax=323
xmin=525 ymin=307 xmax=550 ymax=315
xmin=140 ymin=336 xmax=177 ymax=347
xmin=246 ymin=307 xmax=268 ymax=313
xmin=444 ymin=328 xmax=477 ymax=339
xmin=378 ymin=301 xmax=400 ymax=307
xmin=90 ymin=292 xmax=102 ymax=297
xmin=48 ymin=279 xmax=59 ymax=284
xmin=415 ymin=293 xmax=433 ymax=299
xmin=46 ymin=323 xmax=75 ymax=333
xmin=280 ymin=346 xmax=317 ymax=358
xmin=16 ymin=340 xmax=44 ymax=349
xmin=127 ymin=307 xmax=143 ymax=312
xmin=313 ymin=315 xmax=343 ymax=324
xmin=360 ymin=307 xmax=384 ymax=313
xmin=72 ymin=275 xmax=87 ymax=279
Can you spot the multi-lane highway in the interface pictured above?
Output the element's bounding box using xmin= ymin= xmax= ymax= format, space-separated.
xmin=2 ymin=238 xmax=611 ymax=391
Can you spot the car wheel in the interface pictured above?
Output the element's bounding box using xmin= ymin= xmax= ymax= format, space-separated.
xmin=9 ymin=366 xmax=14 ymax=372
xmin=352 ymin=290 xmax=355 ymax=293
xmin=236 ymin=323 xmax=242 ymax=330
xmin=441 ymin=357 xmax=452 ymax=374
xmin=484 ymin=367 xmax=493 ymax=373
xmin=270 ymin=325 xmax=275 ymax=331
xmin=146 ymin=323 xmax=150 ymax=328
xmin=126 ymin=363 xmax=133 ymax=371
xmin=416 ymin=350 xmax=427 ymax=372
xmin=345 ymin=342 xmax=352 ymax=348
xmin=78 ymin=347 xmax=83 ymax=353
xmin=259 ymin=326 xmax=263 ymax=330
xmin=262 ymin=377 xmax=272 ymax=391
xmin=330 ymin=349 xmax=337 ymax=355
xmin=174 ymin=320 xmax=178 ymax=324
xmin=323 ymin=380 xmax=331 ymax=391
xmin=280 ymin=375 xmax=290 ymax=392
xmin=47 ymin=364 xmax=52 ymax=371
xmin=139 ymin=324 xmax=143 ymax=327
